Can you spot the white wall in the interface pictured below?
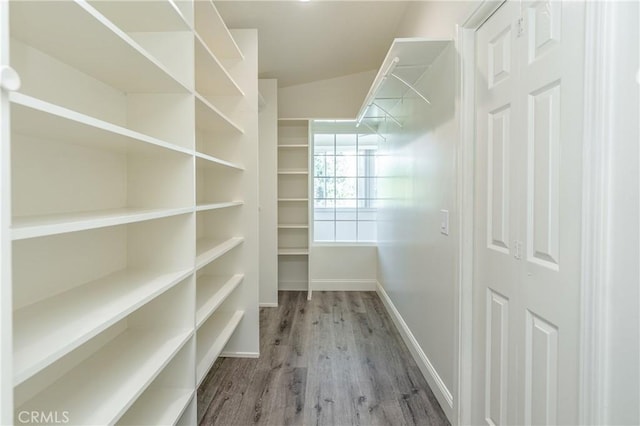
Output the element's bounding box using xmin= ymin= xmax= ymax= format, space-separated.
xmin=394 ymin=1 xmax=478 ymax=39
xmin=278 ymin=70 xmax=375 ymax=119
xmin=373 ymin=3 xmax=477 ymax=422
xmin=310 ymin=246 xmax=377 ymax=291
xmin=376 ymin=42 xmax=458 ymax=420
xmin=258 ymin=79 xmax=278 ymax=307
xmin=603 ymin=3 xmax=639 ymax=423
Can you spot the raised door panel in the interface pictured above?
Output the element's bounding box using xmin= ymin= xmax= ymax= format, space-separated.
xmin=485 ymin=290 xmax=509 ymax=426
xmin=524 ymin=311 xmax=558 ymax=426
xmin=527 ymin=81 xmax=560 ymax=270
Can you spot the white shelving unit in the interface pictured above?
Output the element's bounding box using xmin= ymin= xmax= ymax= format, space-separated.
xmin=1 ymin=1 xmax=259 ymax=424
xmin=277 ymin=120 xmax=311 ymax=295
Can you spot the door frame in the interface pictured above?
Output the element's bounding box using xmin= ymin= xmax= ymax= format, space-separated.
xmin=456 ymin=1 xmax=611 ymax=424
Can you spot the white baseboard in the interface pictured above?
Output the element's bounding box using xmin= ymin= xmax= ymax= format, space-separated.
xmin=259 ymin=302 xmax=278 ymax=308
xmin=278 ymin=280 xmax=308 ymax=291
xmin=376 ymin=281 xmax=454 ymax=418
xmin=310 ymin=279 xmax=377 ymax=291
xmin=220 ymin=351 xmax=260 ymax=358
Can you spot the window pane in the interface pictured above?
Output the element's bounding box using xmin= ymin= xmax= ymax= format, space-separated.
xmin=312 ymin=122 xmax=379 ymax=243
xmin=357 ymin=209 xmax=377 ymax=221
xmin=357 ymin=221 xmax=377 ymax=242
xmin=314 ymin=155 xmax=326 ymax=177
xmin=336 ymin=221 xmax=357 ymax=241
xmin=314 ymin=133 xmax=334 ymax=152
xmin=315 ymin=221 xmax=335 ymax=241
xmin=315 ymin=208 xmax=334 ymax=221
xmin=336 ymin=199 xmax=357 ymax=208
xmin=335 ymin=133 xmax=356 ymax=153
xmin=357 ymin=177 xmax=378 ymax=199
xmin=334 ymin=155 xmax=356 ymax=177
xmin=336 ymin=208 xmax=357 ymax=221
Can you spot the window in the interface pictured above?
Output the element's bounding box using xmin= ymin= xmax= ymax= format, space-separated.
xmin=312 ymin=120 xmax=382 ymax=242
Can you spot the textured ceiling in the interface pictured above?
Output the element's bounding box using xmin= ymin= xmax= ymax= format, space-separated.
xmin=216 ymin=1 xmax=410 ymax=87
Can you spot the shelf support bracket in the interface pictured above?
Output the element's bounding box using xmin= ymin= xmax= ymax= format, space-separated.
xmin=390 ymin=72 xmax=432 ymax=105
xmin=371 ymin=102 xmax=402 ymax=127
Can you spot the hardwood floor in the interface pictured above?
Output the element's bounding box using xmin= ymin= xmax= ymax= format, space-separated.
xmin=198 ymin=291 xmax=450 ymax=426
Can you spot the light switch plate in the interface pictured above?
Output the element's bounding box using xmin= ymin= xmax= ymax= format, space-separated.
xmin=440 ymin=209 xmax=449 ymax=235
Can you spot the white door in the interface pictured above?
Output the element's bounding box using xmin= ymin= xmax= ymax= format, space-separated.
xmin=473 ymin=1 xmax=585 ymax=424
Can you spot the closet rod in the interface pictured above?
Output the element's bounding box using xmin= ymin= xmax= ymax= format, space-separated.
xmin=356 ymin=57 xmax=400 ymax=127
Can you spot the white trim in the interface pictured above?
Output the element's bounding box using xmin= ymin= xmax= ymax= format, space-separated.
xmin=462 ymin=0 xmax=504 ymax=28
xmin=311 ymin=279 xmax=376 ymax=292
xmin=455 ymin=25 xmax=476 ymax=426
xmin=278 ymin=280 xmax=308 ymax=291
xmin=376 ymin=282 xmax=454 ymax=417
xmin=219 ymin=351 xmax=260 ymax=359
xmin=259 ymin=302 xmax=278 ymax=308
xmin=579 ymin=2 xmax=614 ymax=424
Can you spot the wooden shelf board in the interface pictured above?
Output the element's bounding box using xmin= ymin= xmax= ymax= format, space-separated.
xmin=10 ymin=1 xmax=188 ymax=93
xmin=194 ymin=0 xmax=243 ymax=62
xmin=17 ymin=328 xmax=193 ymax=426
xmin=195 ymin=152 xmax=244 ymax=170
xmin=195 ymin=201 xmax=243 ymax=212
xmin=195 ymin=237 xmax=244 ymax=270
xmin=277 ymin=225 xmax=309 ymax=229
xmin=118 ymin=388 xmax=194 ymax=426
xmin=278 ymin=249 xmax=309 ymax=256
xmin=10 ymin=93 xmax=192 ymax=157
xmin=13 ymin=267 xmax=192 ymax=385
xmin=278 ymin=198 xmax=309 ymax=202
xmin=12 ymin=206 xmax=193 ymax=241
xmin=196 ymin=310 xmax=244 ymax=386
xmin=195 ymin=34 xmax=243 ymax=97
xmin=195 ymin=94 xmax=244 ymax=135
xmin=196 ymin=274 xmax=244 ymax=329
xmin=89 ymin=0 xmax=191 ymax=32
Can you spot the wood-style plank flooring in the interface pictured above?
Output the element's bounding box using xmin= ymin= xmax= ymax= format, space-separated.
xmin=198 ymin=291 xmax=450 ymax=426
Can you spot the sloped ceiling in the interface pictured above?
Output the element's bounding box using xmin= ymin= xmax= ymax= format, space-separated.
xmin=216 ymin=1 xmax=411 ymax=87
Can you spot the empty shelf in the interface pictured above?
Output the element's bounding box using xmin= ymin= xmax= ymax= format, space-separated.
xmin=196 ymin=152 xmax=244 ymax=170
xmin=17 ymin=328 xmax=193 ymax=425
xmin=277 ymin=144 xmax=308 ymax=148
xmin=278 ymin=198 xmax=309 ymax=202
xmin=278 ymin=170 xmax=308 ymax=175
xmin=89 ymin=0 xmax=190 ymax=32
xmin=12 ymin=206 xmax=193 ymax=241
xmin=10 ymin=93 xmax=192 ymax=156
xmin=13 ymin=268 xmax=192 ymax=385
xmin=278 ymin=224 xmax=309 ymax=229
xmin=194 ymin=0 xmax=243 ymax=61
xmin=196 ymin=201 xmax=243 ymax=212
xmin=195 ymin=34 xmax=243 ymax=97
xmin=196 ymin=310 xmax=244 ymax=385
xmin=195 ymin=94 xmax=244 ymax=135
xmin=118 ymin=388 xmax=194 ymax=426
xmin=196 ymin=274 xmax=244 ymax=329
xmin=278 ymin=249 xmax=309 ymax=256
xmin=195 ymin=237 xmax=244 ymax=270
xmin=10 ymin=1 xmax=188 ymax=93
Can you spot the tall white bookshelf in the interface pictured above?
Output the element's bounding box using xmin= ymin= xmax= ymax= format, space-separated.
xmin=277 ymin=120 xmax=311 ymax=295
xmin=0 ymin=1 xmax=258 ymax=424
